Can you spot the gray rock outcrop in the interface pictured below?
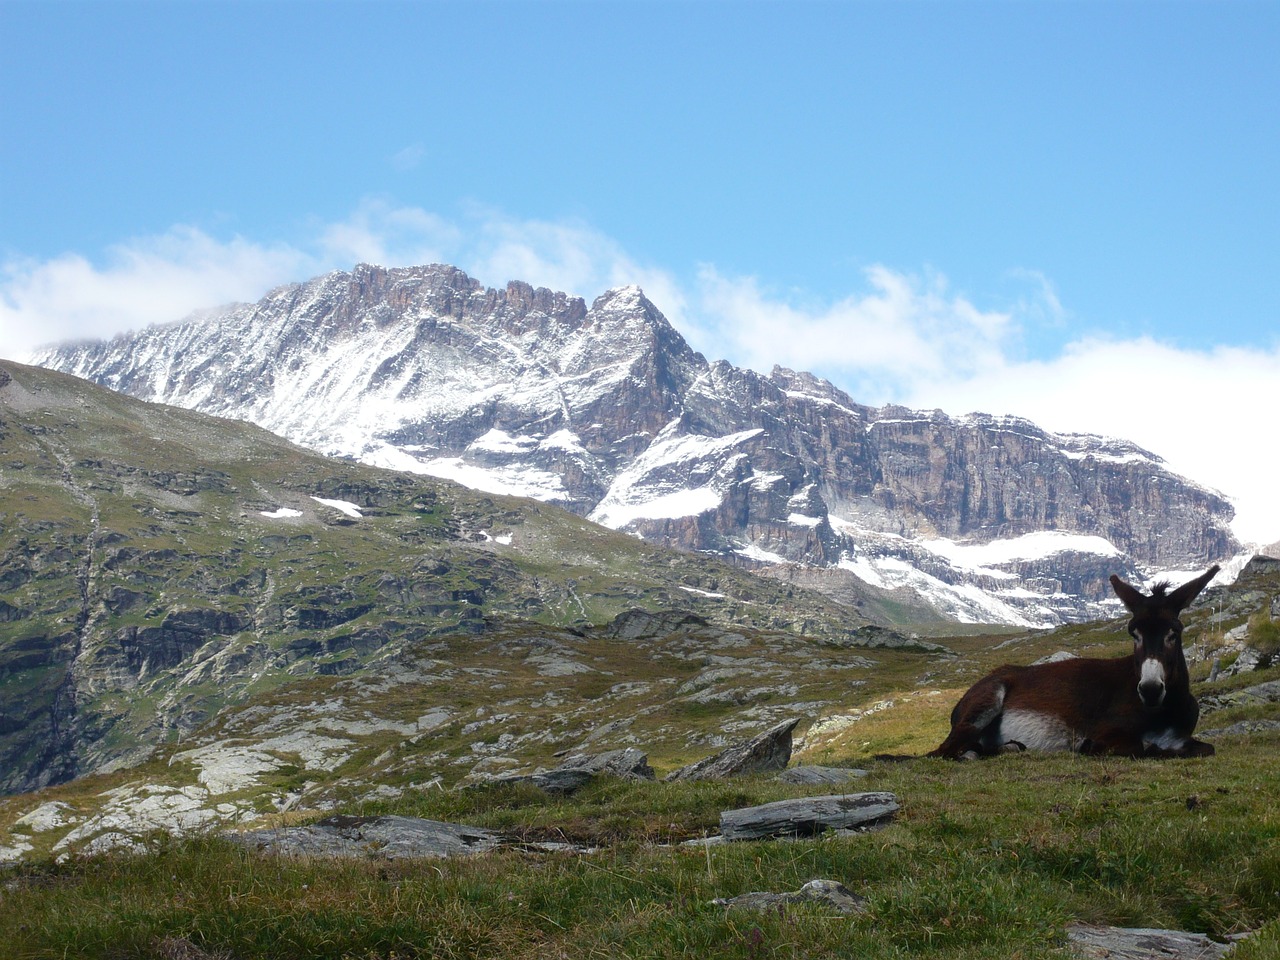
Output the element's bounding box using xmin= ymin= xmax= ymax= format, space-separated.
xmin=227 ymin=815 xmax=502 ymax=859
xmin=713 ymin=878 xmax=868 ymax=914
xmin=718 ymin=792 xmax=900 ymax=841
xmin=664 ymin=719 xmax=799 ymax=782
xmin=777 ymin=765 xmax=868 ymax=785
xmin=1066 ymin=923 xmax=1237 ymax=959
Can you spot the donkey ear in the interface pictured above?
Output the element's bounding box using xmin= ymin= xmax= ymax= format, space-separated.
xmin=1166 ymin=564 xmax=1221 ymax=612
xmin=1109 ymin=574 xmax=1147 ymax=614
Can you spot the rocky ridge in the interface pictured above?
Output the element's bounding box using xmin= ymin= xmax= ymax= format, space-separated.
xmin=33 ymin=263 xmax=1242 ymax=626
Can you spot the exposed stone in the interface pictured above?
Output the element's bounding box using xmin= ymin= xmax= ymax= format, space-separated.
xmin=485 ymin=768 xmax=596 ymax=795
xmin=1200 ymin=680 xmax=1280 ymax=714
xmin=1198 ymin=718 xmax=1280 ymax=739
xmin=777 ymin=765 xmax=868 ymax=785
xmin=713 ymin=878 xmax=868 ymax=914
xmin=1066 ymin=923 xmax=1237 ymax=959
xmin=664 ymin=719 xmax=799 ymax=783
xmin=554 ymin=748 xmax=656 ymax=781
xmin=1031 ymin=651 xmax=1078 ymax=665
xmin=718 ymin=792 xmax=899 ymax=841
xmin=227 ymin=815 xmax=502 ymax=859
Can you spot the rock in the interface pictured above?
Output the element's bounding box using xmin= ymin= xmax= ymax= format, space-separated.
xmin=1200 ymin=680 xmax=1280 ymax=714
xmin=1032 ymin=651 xmax=1078 ymax=665
xmin=478 ymin=747 xmax=656 ymax=794
xmin=1066 ymin=923 xmax=1237 ymax=959
xmin=1198 ymin=718 xmax=1280 ymax=739
xmin=555 ymin=748 xmax=656 ymax=781
xmin=488 ymin=768 xmax=597 ymax=794
xmin=777 ymin=765 xmax=868 ymax=785
xmin=227 ymin=815 xmax=502 ymax=859
xmin=713 ymin=878 xmax=867 ymax=914
xmin=718 ymin=792 xmax=899 ymax=841
xmin=664 ymin=719 xmax=799 ymax=782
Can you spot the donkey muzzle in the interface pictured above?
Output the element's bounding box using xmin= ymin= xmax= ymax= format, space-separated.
xmin=1138 ymin=658 xmax=1167 ymax=709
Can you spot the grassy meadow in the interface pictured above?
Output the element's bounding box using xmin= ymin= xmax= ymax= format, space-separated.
xmin=4 ymin=725 xmax=1279 ymax=959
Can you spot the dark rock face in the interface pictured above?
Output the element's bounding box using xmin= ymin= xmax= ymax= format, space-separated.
xmin=33 ymin=263 xmax=1240 ymax=625
xmin=664 ymin=719 xmax=799 ymax=782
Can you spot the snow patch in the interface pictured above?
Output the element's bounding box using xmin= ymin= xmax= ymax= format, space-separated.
xmin=311 ymin=496 xmax=363 ymax=518
xmin=680 ymin=586 xmax=727 ymax=599
xmin=418 ymin=457 xmax=569 ymax=501
xmin=590 ymin=427 xmax=762 ymax=528
xmin=736 ymin=543 xmax=792 ymax=565
xmin=925 ymin=531 xmax=1120 ymax=569
xmin=838 ymin=554 xmax=1042 ymax=626
xmin=593 ymin=486 xmax=723 ymax=527
xmin=788 ymin=513 xmax=823 ymax=527
xmin=260 ymin=507 xmax=303 ymax=519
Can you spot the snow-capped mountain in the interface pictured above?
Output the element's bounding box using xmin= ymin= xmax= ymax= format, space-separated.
xmin=34 ymin=263 xmax=1241 ymax=626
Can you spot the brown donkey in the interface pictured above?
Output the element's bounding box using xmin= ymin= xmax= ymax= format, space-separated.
xmin=930 ymin=565 xmax=1220 ymax=760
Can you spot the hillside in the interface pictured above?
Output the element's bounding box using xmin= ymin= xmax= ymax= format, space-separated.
xmin=0 ymin=359 xmax=903 ymax=796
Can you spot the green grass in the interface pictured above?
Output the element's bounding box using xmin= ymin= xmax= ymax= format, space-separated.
xmin=5 ymin=737 xmax=1280 ymax=959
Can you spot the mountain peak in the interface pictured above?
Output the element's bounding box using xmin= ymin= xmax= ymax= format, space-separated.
xmin=30 ymin=262 xmax=1241 ymax=627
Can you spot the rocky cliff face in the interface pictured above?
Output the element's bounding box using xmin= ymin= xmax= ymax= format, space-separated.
xmin=34 ymin=263 xmax=1241 ymax=625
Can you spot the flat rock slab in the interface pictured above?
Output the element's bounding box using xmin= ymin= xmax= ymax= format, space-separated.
xmin=777 ymin=765 xmax=868 ymax=785
xmin=227 ymin=815 xmax=502 ymax=859
xmin=1066 ymin=924 xmax=1237 ymax=959
xmin=719 ymin=792 xmax=899 ymax=841
xmin=714 ymin=878 xmax=868 ymax=914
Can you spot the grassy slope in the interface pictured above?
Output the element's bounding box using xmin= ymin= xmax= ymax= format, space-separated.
xmin=1 ymin=358 xmax=893 ymax=791
xmin=3 ymin=567 xmax=1277 ymax=958
xmin=2 ymin=739 xmax=1278 ymax=959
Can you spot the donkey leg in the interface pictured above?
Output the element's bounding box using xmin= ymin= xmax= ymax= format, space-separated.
xmin=928 ymin=676 xmax=1006 ymax=759
xmin=1144 ymin=735 xmax=1215 ymax=759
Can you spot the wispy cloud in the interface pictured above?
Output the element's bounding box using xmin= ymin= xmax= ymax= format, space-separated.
xmin=687 ymin=264 xmax=1018 ymax=401
xmin=0 ymin=202 xmax=683 ymax=360
xmin=316 ymin=198 xmax=460 ymax=268
xmin=389 ymin=143 xmax=427 ymax=172
xmin=0 ymin=226 xmax=313 ymax=354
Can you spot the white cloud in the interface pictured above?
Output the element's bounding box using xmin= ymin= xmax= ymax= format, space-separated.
xmin=0 ymin=227 xmax=313 ymax=356
xmin=459 ymin=207 xmax=687 ymax=323
xmin=315 ymin=198 xmax=459 ymax=268
xmin=688 ymin=265 xmax=1016 ymax=396
xmin=390 ymin=143 xmax=427 ymax=171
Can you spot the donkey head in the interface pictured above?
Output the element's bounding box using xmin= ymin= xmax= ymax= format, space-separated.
xmin=1109 ymin=565 xmax=1220 ymax=710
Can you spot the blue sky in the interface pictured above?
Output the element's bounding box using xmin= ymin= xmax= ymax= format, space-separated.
xmin=2 ymin=0 xmax=1278 ymax=543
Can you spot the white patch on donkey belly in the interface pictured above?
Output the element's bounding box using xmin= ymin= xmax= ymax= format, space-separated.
xmin=996 ymin=709 xmax=1077 ymax=752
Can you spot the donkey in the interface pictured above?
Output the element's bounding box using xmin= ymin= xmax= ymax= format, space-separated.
xmin=929 ymin=565 xmax=1220 ymax=760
